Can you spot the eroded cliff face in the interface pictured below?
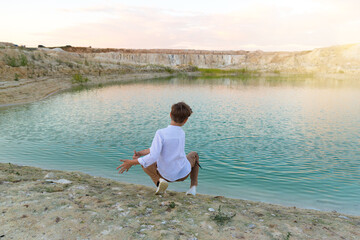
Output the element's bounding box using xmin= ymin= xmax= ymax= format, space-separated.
xmin=1 ymin=42 xmax=359 ymax=83
xmin=63 ymin=43 xmax=360 ymax=73
xmin=0 ymin=44 xmax=195 ymax=82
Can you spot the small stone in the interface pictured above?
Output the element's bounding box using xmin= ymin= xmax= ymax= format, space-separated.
xmin=72 ymin=185 xmax=87 ymax=190
xmin=44 ymin=172 xmax=55 ymax=179
xmin=224 ymin=226 xmax=236 ymax=231
xmin=101 ymin=229 xmax=110 ymax=235
xmin=160 ymin=230 xmax=170 ymax=235
xmin=161 ymin=221 xmax=167 ymax=224
xmin=338 ymin=215 xmax=349 ymax=219
xmin=248 ymin=224 xmax=256 ymax=229
xmin=232 ymin=233 xmax=244 ymax=239
xmin=46 ymin=179 xmax=72 ymax=184
xmin=113 ymin=203 xmax=124 ymax=211
xmin=140 ymin=225 xmax=154 ymax=232
xmin=208 ymin=208 xmax=215 ymax=212
xmin=271 ymin=214 xmax=276 ymax=216
xmin=259 ymin=219 xmax=264 ymax=222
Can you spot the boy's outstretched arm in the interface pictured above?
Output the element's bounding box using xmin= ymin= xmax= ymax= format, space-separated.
xmin=133 ymin=149 xmax=150 ymax=159
xmin=117 ymin=159 xmax=140 ymax=174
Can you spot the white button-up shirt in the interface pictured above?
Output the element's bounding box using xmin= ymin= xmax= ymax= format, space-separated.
xmin=138 ymin=125 xmax=191 ymax=181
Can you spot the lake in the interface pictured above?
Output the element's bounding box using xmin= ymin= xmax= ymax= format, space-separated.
xmin=0 ymin=75 xmax=359 ymax=215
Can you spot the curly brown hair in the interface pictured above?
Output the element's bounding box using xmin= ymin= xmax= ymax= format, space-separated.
xmin=171 ymin=102 xmax=193 ymax=123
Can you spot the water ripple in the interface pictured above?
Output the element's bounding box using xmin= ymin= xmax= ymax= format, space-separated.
xmin=0 ymin=77 xmax=359 ymax=215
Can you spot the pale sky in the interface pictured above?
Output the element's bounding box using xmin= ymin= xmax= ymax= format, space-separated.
xmin=1 ymin=0 xmax=359 ymax=51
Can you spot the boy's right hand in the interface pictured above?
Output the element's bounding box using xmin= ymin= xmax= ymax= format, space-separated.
xmin=132 ymin=150 xmax=141 ymax=159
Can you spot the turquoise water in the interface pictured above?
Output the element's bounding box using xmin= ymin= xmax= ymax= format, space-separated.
xmin=0 ymin=76 xmax=359 ymax=215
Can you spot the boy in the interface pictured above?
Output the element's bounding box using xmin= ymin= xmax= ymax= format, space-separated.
xmin=117 ymin=102 xmax=199 ymax=196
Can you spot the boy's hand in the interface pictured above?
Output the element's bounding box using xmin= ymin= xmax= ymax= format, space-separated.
xmin=117 ymin=159 xmax=138 ymax=174
xmin=132 ymin=150 xmax=141 ymax=159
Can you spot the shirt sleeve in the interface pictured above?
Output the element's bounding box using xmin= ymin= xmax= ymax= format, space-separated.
xmin=138 ymin=130 xmax=163 ymax=168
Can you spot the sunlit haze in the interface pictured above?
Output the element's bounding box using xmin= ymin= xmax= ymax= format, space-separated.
xmin=1 ymin=0 xmax=360 ymax=51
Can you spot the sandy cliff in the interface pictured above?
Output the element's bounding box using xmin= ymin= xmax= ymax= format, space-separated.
xmin=1 ymin=43 xmax=359 ymax=84
xmin=62 ymin=43 xmax=360 ymax=73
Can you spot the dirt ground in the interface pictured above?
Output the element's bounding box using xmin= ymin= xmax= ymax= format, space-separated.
xmin=1 ymin=163 xmax=359 ymax=240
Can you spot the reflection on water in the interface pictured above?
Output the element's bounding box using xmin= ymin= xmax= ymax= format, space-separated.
xmin=0 ymin=75 xmax=359 ymax=215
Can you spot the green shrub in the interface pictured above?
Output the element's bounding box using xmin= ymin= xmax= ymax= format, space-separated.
xmin=4 ymin=55 xmax=18 ymax=67
xmin=66 ymin=62 xmax=74 ymax=68
xmin=273 ymin=70 xmax=281 ymax=74
xmin=4 ymin=54 xmax=28 ymax=67
xmin=20 ymin=54 xmax=28 ymax=66
xmin=164 ymin=66 xmax=174 ymax=73
xmin=56 ymin=59 xmax=64 ymax=65
xmin=14 ymin=73 xmax=19 ymax=81
xmin=190 ymin=65 xmax=199 ymax=71
xmin=71 ymin=73 xmax=89 ymax=84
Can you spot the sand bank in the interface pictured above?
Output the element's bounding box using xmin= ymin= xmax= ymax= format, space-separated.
xmin=0 ymin=163 xmax=359 ymax=240
xmin=0 ymin=72 xmax=192 ymax=107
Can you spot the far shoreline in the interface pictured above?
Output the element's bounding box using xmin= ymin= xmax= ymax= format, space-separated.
xmin=1 ymin=71 xmax=358 ymax=108
xmin=0 ymin=72 xmax=198 ymax=108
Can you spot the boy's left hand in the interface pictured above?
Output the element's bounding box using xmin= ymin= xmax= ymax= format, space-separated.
xmin=117 ymin=159 xmax=138 ymax=174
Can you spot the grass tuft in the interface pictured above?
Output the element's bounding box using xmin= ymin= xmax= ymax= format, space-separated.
xmin=14 ymin=73 xmax=19 ymax=81
xmin=284 ymin=232 xmax=292 ymax=240
xmin=199 ymin=68 xmax=254 ymax=75
xmin=210 ymin=205 xmax=236 ymax=226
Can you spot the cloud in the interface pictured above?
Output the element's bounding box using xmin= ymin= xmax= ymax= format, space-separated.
xmin=27 ymin=1 xmax=360 ymax=50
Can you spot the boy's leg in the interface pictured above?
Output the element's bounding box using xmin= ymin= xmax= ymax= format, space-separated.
xmin=186 ymin=151 xmax=199 ymax=187
xmin=141 ymin=163 xmax=161 ymax=186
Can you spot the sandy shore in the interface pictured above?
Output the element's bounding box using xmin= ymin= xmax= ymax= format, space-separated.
xmin=0 ymin=163 xmax=359 ymax=240
xmin=0 ymin=72 xmax=191 ymax=107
